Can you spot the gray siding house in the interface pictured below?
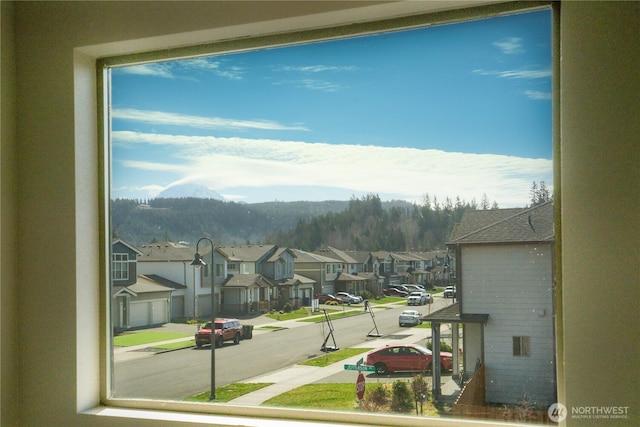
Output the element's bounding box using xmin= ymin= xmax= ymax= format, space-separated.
xmin=427 ymin=202 xmax=556 ymax=406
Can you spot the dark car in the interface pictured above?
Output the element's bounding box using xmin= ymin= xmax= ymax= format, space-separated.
xmin=383 ymin=287 xmax=408 ymax=297
xmin=365 ymin=344 xmax=454 ymax=375
xmin=315 ymin=294 xmax=344 ymax=305
xmin=195 ymin=318 xmax=242 ymax=348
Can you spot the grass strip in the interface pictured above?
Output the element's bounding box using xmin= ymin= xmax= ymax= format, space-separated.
xmin=184 ymin=383 xmax=273 ymax=403
xmin=114 ymin=331 xmax=193 ymax=347
xmin=263 ymin=383 xmax=358 ymax=410
xmin=299 ymin=310 xmax=365 ymax=323
xmin=151 ymin=339 xmax=195 ymax=350
xmin=298 ymin=348 xmax=372 ymax=367
xmin=255 ymin=325 xmax=286 ymax=331
xmin=265 ymin=308 xmax=312 ymax=321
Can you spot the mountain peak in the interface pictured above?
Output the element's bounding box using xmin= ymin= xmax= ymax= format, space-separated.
xmin=156 ymin=183 xmax=226 ymax=200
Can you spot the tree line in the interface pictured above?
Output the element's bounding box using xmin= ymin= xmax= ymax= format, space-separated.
xmin=111 ymin=181 xmax=551 ymax=251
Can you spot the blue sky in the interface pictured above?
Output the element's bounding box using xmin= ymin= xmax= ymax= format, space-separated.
xmin=111 ymin=9 xmax=552 ymax=207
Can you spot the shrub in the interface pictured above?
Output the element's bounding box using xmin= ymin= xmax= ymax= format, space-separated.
xmin=362 ymin=383 xmax=389 ymax=412
xmin=425 ymin=340 xmax=453 ymax=353
xmin=282 ymin=302 xmax=293 ymax=313
xmin=390 ymin=380 xmax=413 ymax=412
xmin=360 ymin=290 xmax=373 ymax=301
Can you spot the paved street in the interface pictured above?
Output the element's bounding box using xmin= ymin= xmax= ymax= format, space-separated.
xmin=112 ymin=297 xmax=460 ymax=402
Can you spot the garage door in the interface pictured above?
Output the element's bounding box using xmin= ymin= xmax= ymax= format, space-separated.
xmin=130 ymin=299 xmax=169 ymax=328
xmin=129 ymin=301 xmax=150 ymax=328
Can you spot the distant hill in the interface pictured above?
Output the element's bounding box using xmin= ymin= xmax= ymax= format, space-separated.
xmin=111 ymin=197 xmax=354 ymax=246
xmin=111 ymin=194 xmax=471 ymax=252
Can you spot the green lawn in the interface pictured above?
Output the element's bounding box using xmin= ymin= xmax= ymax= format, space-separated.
xmin=263 ymin=383 xmax=358 ymax=410
xmin=298 ymin=348 xmax=372 ymax=367
xmin=369 ymin=296 xmax=405 ymax=304
xmin=184 ymin=383 xmax=273 ymax=403
xmin=299 ymin=309 xmax=364 ymax=323
xmin=113 ymin=331 xmax=193 ymax=347
xmin=265 ymin=307 xmax=313 ymax=321
xmin=151 ymin=339 xmax=195 ymax=350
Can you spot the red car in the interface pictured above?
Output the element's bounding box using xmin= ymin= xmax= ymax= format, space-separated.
xmin=365 ymin=344 xmax=453 ymax=375
xmin=382 ymin=287 xmax=408 ymax=297
xmin=314 ymin=294 xmax=344 ymax=305
xmin=195 ymin=318 xmax=242 ymax=348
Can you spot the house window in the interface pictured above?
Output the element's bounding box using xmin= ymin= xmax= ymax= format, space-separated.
xmin=103 ymin=1 xmax=555 ymax=424
xmin=111 ymin=253 xmax=128 ymax=280
xmin=215 ymin=264 xmax=223 ymax=277
xmin=513 ymin=336 xmax=531 ymax=356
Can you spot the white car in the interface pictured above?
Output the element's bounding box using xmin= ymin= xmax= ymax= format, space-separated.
xmin=407 ymin=291 xmax=427 ymax=305
xmin=399 ymin=310 xmax=422 ymax=327
xmin=336 ymin=292 xmax=363 ymax=304
xmin=444 ymin=286 xmax=457 ymax=298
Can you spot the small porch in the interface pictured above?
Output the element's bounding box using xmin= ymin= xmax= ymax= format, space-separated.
xmin=220 ymin=274 xmax=273 ymax=316
xmin=421 ymin=302 xmax=488 ymax=403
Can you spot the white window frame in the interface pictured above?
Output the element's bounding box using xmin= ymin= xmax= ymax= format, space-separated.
xmin=111 ymin=253 xmax=128 ymax=280
xmin=92 ymin=2 xmax=559 ymax=426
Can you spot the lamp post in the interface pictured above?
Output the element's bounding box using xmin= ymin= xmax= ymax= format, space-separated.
xmin=191 ymin=237 xmax=215 ymax=400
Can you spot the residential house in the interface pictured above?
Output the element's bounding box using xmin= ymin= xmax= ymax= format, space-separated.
xmin=136 ymin=241 xmax=202 ymax=320
xmin=292 ymin=249 xmax=342 ymax=295
xmin=111 ymin=239 xmax=180 ymax=330
xmin=316 ymin=247 xmax=380 ymax=295
xmin=215 ymin=245 xmax=278 ymax=315
xmin=264 ymin=247 xmax=313 ymax=309
xmin=425 ymin=202 xmax=556 ymax=406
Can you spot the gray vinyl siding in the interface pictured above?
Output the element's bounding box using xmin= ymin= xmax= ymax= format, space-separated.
xmin=461 ymin=243 xmax=556 ymax=406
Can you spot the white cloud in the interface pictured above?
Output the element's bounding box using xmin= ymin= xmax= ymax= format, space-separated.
xmin=112 ymin=131 xmax=552 ymax=207
xmin=115 ymin=59 xmax=243 ymax=80
xmin=276 ymin=65 xmax=357 ymax=73
xmin=111 ymin=109 xmax=309 ymax=131
xmin=116 ymin=63 xmax=175 ymax=78
xmin=525 ymin=90 xmax=552 ymax=100
xmin=179 ymin=58 xmax=243 ymax=80
xmin=473 ymin=68 xmax=551 ymax=79
xmin=493 ymin=37 xmax=525 ymax=55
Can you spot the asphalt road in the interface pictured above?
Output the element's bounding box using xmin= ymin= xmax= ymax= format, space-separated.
xmin=113 ymin=299 xmax=451 ymax=400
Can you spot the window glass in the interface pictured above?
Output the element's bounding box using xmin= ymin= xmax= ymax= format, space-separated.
xmin=108 ymin=7 xmax=554 ymax=424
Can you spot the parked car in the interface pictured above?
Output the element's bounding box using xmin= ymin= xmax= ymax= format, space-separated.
xmin=336 ymin=292 xmax=363 ymax=304
xmin=407 ymin=291 xmax=427 ymax=306
xmin=365 ymin=344 xmax=454 ymax=375
xmin=404 ymin=284 xmax=426 ymax=292
xmin=443 ymin=286 xmax=457 ymax=298
xmin=315 ymin=294 xmax=344 ymax=305
xmin=398 ymin=309 xmax=422 ymax=326
xmin=389 ymin=284 xmax=410 ymax=293
xmin=195 ymin=318 xmax=242 ymax=348
xmin=383 ymin=287 xmax=408 ymax=297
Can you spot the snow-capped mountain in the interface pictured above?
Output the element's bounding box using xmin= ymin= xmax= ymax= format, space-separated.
xmin=155 ymin=183 xmax=226 ymax=200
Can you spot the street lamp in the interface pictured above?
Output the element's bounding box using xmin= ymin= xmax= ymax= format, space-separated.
xmin=191 ymin=237 xmax=215 ymax=400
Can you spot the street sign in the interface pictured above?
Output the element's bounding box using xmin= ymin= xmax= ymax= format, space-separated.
xmin=343 ymin=364 xmax=376 ymax=371
xmin=356 ymin=372 xmax=366 ymax=400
